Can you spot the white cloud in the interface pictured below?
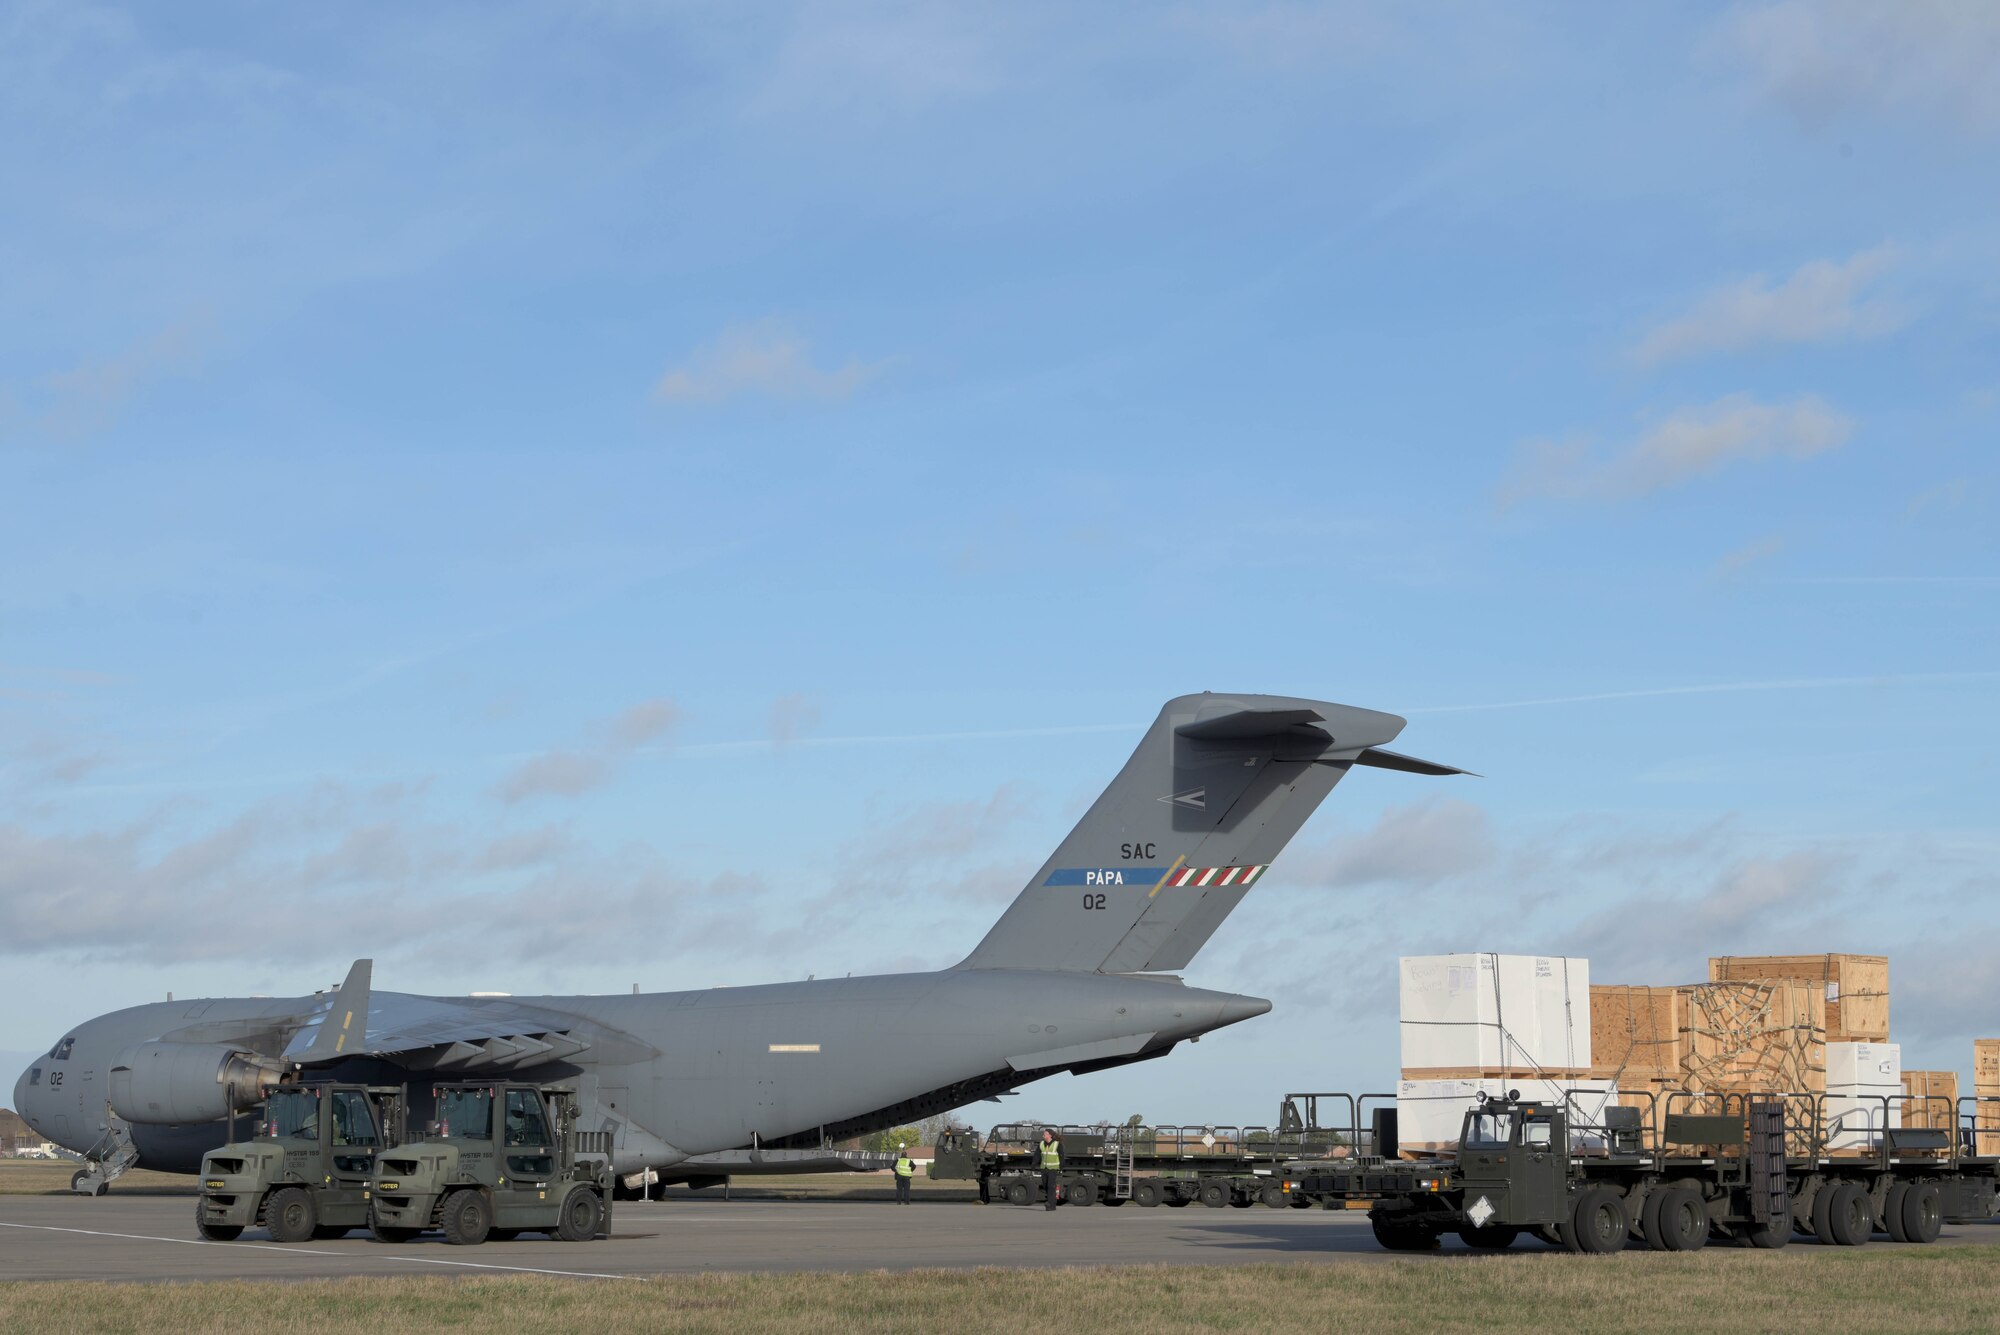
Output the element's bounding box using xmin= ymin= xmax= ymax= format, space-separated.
xmin=1499 ymin=393 xmax=1852 ymax=506
xmin=1 ymin=319 xmax=208 ymax=443
xmin=768 ymin=692 xmax=822 ymax=746
xmin=1714 ymin=534 xmax=1786 ymax=581
xmin=1289 ymin=798 xmax=1495 ymax=890
xmin=653 ymin=320 xmax=885 ymax=406
xmin=494 ymin=697 xmax=679 ymax=804
xmin=1632 ymin=246 xmax=1905 ymax=366
xmin=1717 ymin=1 xmax=2000 ymax=135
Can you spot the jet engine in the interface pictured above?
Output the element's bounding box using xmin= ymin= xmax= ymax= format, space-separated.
xmin=108 ymin=1042 xmax=288 ymax=1125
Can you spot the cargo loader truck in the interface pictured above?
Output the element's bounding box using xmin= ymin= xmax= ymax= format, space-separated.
xmin=1283 ymin=1088 xmax=2000 ymax=1252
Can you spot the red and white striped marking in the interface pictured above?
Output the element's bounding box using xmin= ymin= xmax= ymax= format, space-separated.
xmin=1166 ymin=865 xmax=1264 ymax=888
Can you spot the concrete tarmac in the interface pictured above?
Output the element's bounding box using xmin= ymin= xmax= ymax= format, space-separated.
xmin=2 ymin=1194 xmax=1996 ymax=1284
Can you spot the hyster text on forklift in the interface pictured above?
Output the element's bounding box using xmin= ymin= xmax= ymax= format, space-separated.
xmin=196 ymin=1082 xmax=406 ymax=1242
xmin=1283 ymin=1088 xmax=2000 ymax=1252
xmin=367 ymin=1082 xmax=614 ymax=1245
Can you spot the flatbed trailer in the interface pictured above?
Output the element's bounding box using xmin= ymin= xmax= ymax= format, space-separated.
xmin=930 ymin=1118 xmax=1350 ymax=1208
xmin=1283 ymin=1087 xmax=2000 ymax=1252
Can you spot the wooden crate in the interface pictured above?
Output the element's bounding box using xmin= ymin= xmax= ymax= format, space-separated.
xmin=1679 ymin=980 xmax=1827 ymax=1094
xmin=1708 ymin=954 xmax=1888 ymax=1042
xmin=1588 ymin=986 xmax=1684 ymax=1082
xmin=1900 ymin=1070 xmax=1959 ymax=1131
xmin=1974 ymin=1039 xmax=2000 ymax=1086
xmin=1400 ymin=1067 xmax=1596 ymax=1082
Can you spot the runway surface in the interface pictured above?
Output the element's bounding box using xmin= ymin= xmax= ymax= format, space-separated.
xmin=3 ymin=1194 xmax=1997 ymax=1283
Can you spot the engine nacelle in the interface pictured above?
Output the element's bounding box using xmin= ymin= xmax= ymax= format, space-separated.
xmin=108 ymin=1042 xmax=289 ymax=1125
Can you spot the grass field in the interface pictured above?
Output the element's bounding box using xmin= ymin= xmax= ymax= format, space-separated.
xmin=0 ymin=1161 xmax=191 ymax=1196
xmin=4 ymin=1249 xmax=1998 ymax=1334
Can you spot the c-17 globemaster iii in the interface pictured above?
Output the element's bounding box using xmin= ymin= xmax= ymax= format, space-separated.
xmin=13 ymin=693 xmax=1465 ymax=1194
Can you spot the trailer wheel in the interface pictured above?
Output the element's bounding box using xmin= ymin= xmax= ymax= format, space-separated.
xmin=1821 ymin=1182 xmax=1870 ymax=1246
xmin=1744 ymin=1216 xmax=1791 ymax=1250
xmin=1901 ymin=1182 xmax=1942 ymax=1244
xmin=194 ymin=1200 xmax=243 ymax=1242
xmin=1258 ymin=1185 xmax=1287 ymax=1209
xmin=1654 ymin=1187 xmax=1708 ymax=1252
xmin=265 ymin=1187 xmax=318 ymax=1244
xmin=1882 ymin=1182 xmax=1911 ymax=1242
xmin=1565 ymin=1186 xmax=1629 ymax=1254
xmin=1005 ymin=1181 xmax=1030 ymax=1207
xmin=1067 ymin=1179 xmax=1097 ymax=1207
xmin=1369 ymin=1213 xmax=1440 ymax=1252
xmin=1198 ymin=1182 xmax=1230 ymax=1209
xmin=441 ymin=1189 xmax=493 ymax=1246
xmin=1458 ymin=1224 xmax=1519 ymax=1250
xmin=555 ymin=1187 xmax=604 ymax=1242
xmin=1132 ymin=1180 xmax=1162 ymax=1207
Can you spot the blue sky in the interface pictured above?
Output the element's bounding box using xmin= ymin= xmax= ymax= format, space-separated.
xmin=2 ymin=1 xmax=1995 ymax=1124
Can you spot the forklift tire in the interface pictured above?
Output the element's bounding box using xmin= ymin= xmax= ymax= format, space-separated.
xmin=1005 ymin=1181 xmax=1030 ymax=1206
xmin=1457 ymin=1225 xmax=1519 ymax=1250
xmin=1653 ymin=1187 xmax=1709 ymax=1252
xmin=1883 ymin=1183 xmax=1911 ymax=1242
xmin=1198 ymin=1182 xmax=1230 ymax=1209
xmin=194 ymin=1200 xmax=243 ymax=1242
xmin=1258 ymin=1184 xmax=1287 ymax=1209
xmin=555 ymin=1187 xmax=604 ymax=1242
xmin=1901 ymin=1183 xmax=1943 ymax=1244
xmin=442 ymin=1189 xmax=493 ymax=1246
xmin=1826 ymin=1182 xmax=1871 ymax=1247
xmin=1132 ymin=1180 xmax=1162 ymax=1207
xmin=1565 ymin=1187 xmax=1629 ymax=1254
xmin=266 ymin=1187 xmax=318 ymax=1244
xmin=1369 ymin=1214 xmax=1440 ymax=1252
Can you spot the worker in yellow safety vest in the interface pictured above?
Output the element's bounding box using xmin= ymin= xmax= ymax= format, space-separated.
xmin=893 ymin=1147 xmax=917 ymax=1204
xmin=1039 ymin=1128 xmax=1062 ymax=1211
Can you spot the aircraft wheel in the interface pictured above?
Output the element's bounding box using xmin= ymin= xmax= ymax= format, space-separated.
xmin=441 ymin=1189 xmax=493 ymax=1246
xmin=266 ymin=1187 xmax=318 ymax=1244
xmin=1458 ymin=1224 xmax=1519 ymax=1250
xmin=1883 ymin=1183 xmax=1912 ymax=1242
xmin=1004 ymin=1181 xmax=1030 ymax=1207
xmin=1198 ymin=1182 xmax=1230 ymax=1208
xmin=555 ymin=1187 xmax=605 ymax=1242
xmin=194 ymin=1200 xmax=243 ymax=1242
xmin=1132 ymin=1180 xmax=1162 ymax=1207
xmin=1565 ymin=1186 xmax=1629 ymax=1254
xmin=1654 ymin=1187 xmax=1709 ymax=1252
xmin=1258 ymin=1185 xmax=1287 ymax=1209
xmin=71 ymin=1170 xmax=106 ymax=1197
xmin=1902 ymin=1183 xmax=1943 ymax=1244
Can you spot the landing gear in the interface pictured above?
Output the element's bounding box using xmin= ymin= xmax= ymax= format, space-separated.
xmin=70 ymin=1169 xmax=108 ymax=1197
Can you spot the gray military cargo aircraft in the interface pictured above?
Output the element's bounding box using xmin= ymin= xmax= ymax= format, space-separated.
xmin=13 ymin=693 xmax=1463 ymax=1192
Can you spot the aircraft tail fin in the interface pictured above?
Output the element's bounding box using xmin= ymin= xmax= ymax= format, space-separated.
xmin=955 ymin=694 xmax=1463 ymax=974
xmin=284 ymin=958 xmax=373 ymax=1065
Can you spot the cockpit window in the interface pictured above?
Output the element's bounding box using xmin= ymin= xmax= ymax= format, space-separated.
xmin=266 ymin=1089 xmax=321 ymax=1140
xmin=27 ymin=1068 xmax=40 ymax=1086
xmin=49 ymin=1037 xmax=75 ymax=1061
xmin=1463 ymin=1111 xmax=1515 ymax=1148
xmin=438 ymin=1088 xmax=493 ymax=1140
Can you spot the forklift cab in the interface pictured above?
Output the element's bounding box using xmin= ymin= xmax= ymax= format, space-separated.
xmin=1454 ymin=1095 xmax=1568 ymax=1227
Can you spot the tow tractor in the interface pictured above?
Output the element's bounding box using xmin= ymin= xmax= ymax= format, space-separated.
xmin=1283 ymin=1088 xmax=2000 ymax=1252
xmin=195 ymin=1082 xmax=406 ymax=1242
xmin=367 ymin=1082 xmax=614 ymax=1245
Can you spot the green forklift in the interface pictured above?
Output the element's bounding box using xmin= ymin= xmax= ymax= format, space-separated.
xmin=367 ymin=1081 xmax=614 ymax=1245
xmin=196 ymin=1082 xmax=407 ymax=1242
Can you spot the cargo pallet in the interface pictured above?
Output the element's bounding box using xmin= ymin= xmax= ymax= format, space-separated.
xmin=1283 ymin=1087 xmax=2000 ymax=1252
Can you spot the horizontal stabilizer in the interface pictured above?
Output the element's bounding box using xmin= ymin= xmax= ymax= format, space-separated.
xmin=1352 ymin=747 xmax=1478 ymax=777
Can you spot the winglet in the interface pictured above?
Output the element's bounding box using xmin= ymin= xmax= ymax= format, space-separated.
xmin=285 ymin=959 xmax=373 ymax=1064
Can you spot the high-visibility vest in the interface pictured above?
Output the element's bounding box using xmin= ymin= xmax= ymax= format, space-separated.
xmin=1040 ymin=1140 xmax=1061 ymax=1169
xmin=894 ymin=1156 xmax=915 ymax=1178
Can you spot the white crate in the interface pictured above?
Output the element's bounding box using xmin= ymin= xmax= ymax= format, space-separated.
xmin=1399 ymin=953 xmax=1592 ymax=1072
xmin=1396 ymin=1078 xmax=1618 ymax=1150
